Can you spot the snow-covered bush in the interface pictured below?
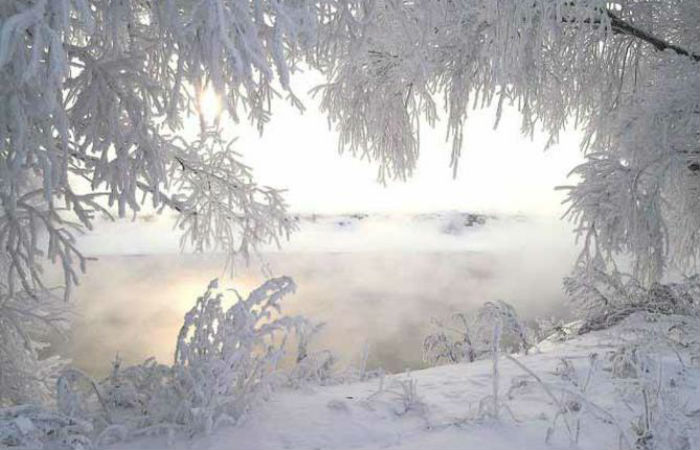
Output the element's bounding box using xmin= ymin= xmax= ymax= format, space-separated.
xmin=169 ymin=276 xmax=304 ymax=433
xmin=605 ymin=313 xmax=700 ymax=450
xmin=532 ymin=316 xmax=573 ymax=343
xmin=0 ymin=290 xmax=67 ymax=406
xmin=101 ymin=356 xmax=165 ymax=413
xmin=0 ymin=404 xmax=93 ymax=449
xmin=345 ymin=343 xmax=385 ymax=382
xmin=287 ymin=335 xmax=385 ymax=389
xmin=25 ymin=276 xmax=315 ymax=446
xmin=565 ymin=267 xmax=700 ymax=333
xmin=475 ymin=301 xmax=532 ymax=355
xmin=423 ymin=300 xmax=532 ymax=366
xmin=423 ymin=313 xmax=477 ymax=365
xmin=503 ymin=311 xmax=699 ymax=450
xmin=368 ymin=373 xmax=427 ymax=418
xmin=284 ymin=321 xmax=338 ymax=388
xmin=422 ymin=301 xmax=533 ymax=421
xmin=286 ymin=349 xmax=337 ymax=389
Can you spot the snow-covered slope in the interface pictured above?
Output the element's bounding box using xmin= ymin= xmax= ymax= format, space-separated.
xmin=108 ymin=314 xmax=700 ymax=450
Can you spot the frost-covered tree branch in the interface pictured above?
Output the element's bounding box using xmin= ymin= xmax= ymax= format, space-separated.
xmin=0 ymin=0 xmax=312 ymax=301
xmin=308 ymin=0 xmax=699 ymax=281
xmin=606 ymin=10 xmax=700 ymax=62
xmin=1 ymin=0 xmax=695 ymax=324
xmin=0 ymin=0 xmax=309 ymax=404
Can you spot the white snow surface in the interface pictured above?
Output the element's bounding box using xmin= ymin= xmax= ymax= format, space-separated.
xmin=108 ymin=316 xmax=700 ymax=450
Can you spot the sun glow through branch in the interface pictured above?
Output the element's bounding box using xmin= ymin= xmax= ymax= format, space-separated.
xmin=197 ymin=85 xmax=223 ymax=128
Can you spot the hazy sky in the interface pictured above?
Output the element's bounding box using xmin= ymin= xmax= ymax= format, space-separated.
xmin=211 ymin=70 xmax=585 ymax=216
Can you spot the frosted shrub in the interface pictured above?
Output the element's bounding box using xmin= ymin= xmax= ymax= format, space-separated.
xmin=45 ymin=277 xmax=313 ymax=445
xmin=385 ymin=376 xmax=427 ymax=417
xmin=533 ymin=316 xmax=572 ymax=343
xmin=604 ymin=317 xmax=700 ymax=450
xmin=170 ymin=277 xmax=305 ymax=433
xmin=123 ymin=276 xmax=305 ymax=435
xmin=368 ymin=373 xmax=427 ymax=418
xmin=101 ymin=355 xmax=160 ymax=411
xmin=286 ymin=350 xmax=337 ymax=389
xmin=0 ymin=291 xmax=67 ymax=406
xmin=96 ymin=358 xmax=174 ymax=442
xmin=0 ymin=404 xmax=93 ymax=449
xmin=423 ymin=313 xmax=478 ymax=365
xmin=423 ymin=300 xmax=531 ymax=366
xmin=287 ymin=334 xmax=384 ymax=389
xmin=285 ymin=322 xmax=338 ymax=388
xmin=475 ymin=301 xmax=532 ymax=355
xmin=565 ymin=267 xmax=700 ymax=333
xmin=423 ymin=301 xmax=531 ymax=421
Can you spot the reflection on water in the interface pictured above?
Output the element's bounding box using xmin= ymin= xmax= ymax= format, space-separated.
xmin=59 ymin=245 xmax=576 ymax=376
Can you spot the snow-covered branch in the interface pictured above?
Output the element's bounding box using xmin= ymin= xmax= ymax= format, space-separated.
xmin=310 ymin=0 xmax=699 ymax=280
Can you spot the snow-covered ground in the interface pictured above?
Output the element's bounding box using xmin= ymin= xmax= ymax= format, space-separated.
xmin=108 ymin=313 xmax=700 ymax=450
xmin=20 ymin=212 xmax=691 ymax=450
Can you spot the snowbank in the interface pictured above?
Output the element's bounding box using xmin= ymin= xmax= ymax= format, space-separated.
xmin=107 ymin=314 xmax=700 ymax=450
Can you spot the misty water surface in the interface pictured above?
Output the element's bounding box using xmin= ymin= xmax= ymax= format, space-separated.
xmin=61 ymin=215 xmax=579 ymax=376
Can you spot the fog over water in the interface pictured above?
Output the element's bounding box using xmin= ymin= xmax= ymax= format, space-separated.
xmin=61 ymin=214 xmax=580 ymax=376
xmin=54 ymin=78 xmax=586 ymax=376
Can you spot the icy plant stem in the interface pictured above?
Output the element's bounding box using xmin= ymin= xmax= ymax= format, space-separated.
xmin=492 ymin=321 xmax=501 ymax=420
xmin=359 ymin=342 xmax=369 ymax=380
xmin=576 ymin=355 xmax=598 ymax=444
xmin=506 ymin=354 xmax=634 ymax=449
xmin=556 ymin=386 xmax=632 ymax=450
xmin=504 ymin=354 xmax=574 ymax=439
